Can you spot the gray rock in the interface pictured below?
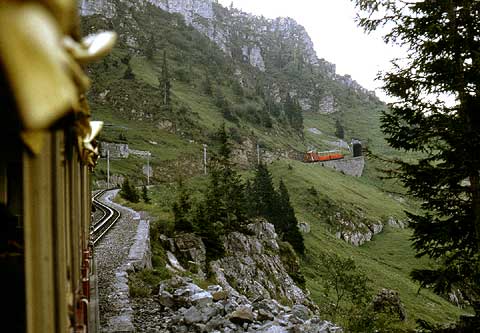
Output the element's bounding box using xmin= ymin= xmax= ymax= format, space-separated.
xmin=173 ymin=232 xmax=207 ymax=276
xmin=254 ymin=299 xmax=283 ymax=315
xmin=373 ymin=288 xmax=407 ymax=321
xmin=291 ymin=304 xmax=310 ymax=321
xmin=183 ymin=306 xmax=203 ymax=324
xmin=158 ymin=290 xmax=174 ymax=308
xmin=229 ymin=305 xmax=254 ymax=324
xmin=211 ymin=221 xmax=308 ymax=306
xmin=205 ymin=315 xmax=231 ymax=332
xmin=190 ymin=291 xmax=213 ymax=306
xmin=167 ymin=251 xmax=186 ymax=272
xmin=256 ymin=323 xmax=289 ymax=333
xmin=257 ymin=308 xmax=274 ymax=321
xmin=318 ymin=94 xmax=336 ymax=114
xmin=224 ymin=299 xmax=239 ymax=313
xmin=207 ymin=285 xmax=223 ymax=293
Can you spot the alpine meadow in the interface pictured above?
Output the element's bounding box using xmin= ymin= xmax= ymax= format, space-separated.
xmin=80 ymin=0 xmax=479 ymax=331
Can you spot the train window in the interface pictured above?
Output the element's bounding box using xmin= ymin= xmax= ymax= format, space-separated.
xmin=7 ymin=162 xmax=23 ymax=225
xmin=0 ymin=151 xmax=25 ymax=333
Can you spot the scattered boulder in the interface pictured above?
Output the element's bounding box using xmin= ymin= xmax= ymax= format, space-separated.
xmin=135 ymin=221 xmax=340 ymax=332
xmin=333 ymin=212 xmax=383 ymax=246
xmin=143 ymin=275 xmax=341 ymax=332
xmin=387 ymin=217 xmax=407 ymax=229
xmin=373 ymin=288 xmax=407 ymax=321
xmin=229 ymin=305 xmax=254 ymax=324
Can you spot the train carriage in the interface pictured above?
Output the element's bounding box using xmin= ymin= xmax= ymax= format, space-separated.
xmin=0 ymin=1 xmax=115 ymax=332
xmin=303 ymin=150 xmax=344 ymax=163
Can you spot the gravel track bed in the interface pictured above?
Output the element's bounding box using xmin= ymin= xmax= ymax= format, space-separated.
xmin=94 ymin=190 xmax=140 ymax=332
xmin=132 ymin=297 xmax=166 ymax=332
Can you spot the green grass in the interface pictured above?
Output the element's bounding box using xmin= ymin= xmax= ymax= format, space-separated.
xmin=117 ymin=158 xmax=468 ymax=330
xmin=83 ymin=3 xmax=469 ymax=329
xmin=268 ymin=159 xmax=468 ymax=329
xmin=130 ymin=56 xmax=159 ymax=86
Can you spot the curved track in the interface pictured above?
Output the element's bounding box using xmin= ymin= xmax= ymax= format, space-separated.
xmin=91 ymin=190 xmax=121 ymax=245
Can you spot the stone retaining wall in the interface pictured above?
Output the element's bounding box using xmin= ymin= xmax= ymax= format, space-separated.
xmin=321 ymin=156 xmax=365 ymax=177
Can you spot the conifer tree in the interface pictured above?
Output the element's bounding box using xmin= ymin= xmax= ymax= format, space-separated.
xmin=284 ymin=94 xmax=303 ymax=131
xmin=354 ymin=0 xmax=480 ymax=317
xmin=145 ymin=34 xmax=155 ymax=60
xmin=194 ymin=203 xmax=225 ymax=262
xmin=335 ymin=119 xmax=345 ymax=139
xmin=172 ymin=184 xmax=194 ymax=233
xmin=159 ymin=50 xmax=171 ymax=108
xmin=202 ymin=72 xmax=213 ymax=96
xmin=141 ymin=185 xmax=151 ymax=204
xmin=277 ymin=180 xmax=305 ymax=254
xmin=249 ymin=163 xmax=278 ymax=222
xmin=123 ymin=65 xmax=134 ymax=80
xmin=247 ymin=164 xmax=305 ymax=254
xmin=120 ymin=178 xmax=140 ymax=203
xmin=204 ymin=125 xmax=246 ymax=231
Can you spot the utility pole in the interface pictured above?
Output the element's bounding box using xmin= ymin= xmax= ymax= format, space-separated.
xmin=203 ymin=144 xmax=207 ymax=175
xmin=257 ymin=143 xmax=260 ymax=165
xmin=147 ymin=152 xmax=150 ymax=186
xmin=107 ymin=148 xmax=110 ymax=188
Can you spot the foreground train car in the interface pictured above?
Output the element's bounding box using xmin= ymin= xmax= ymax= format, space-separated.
xmin=0 ymin=1 xmax=115 ymax=332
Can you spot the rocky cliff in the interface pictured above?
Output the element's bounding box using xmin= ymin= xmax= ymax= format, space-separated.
xmin=162 ymin=221 xmax=311 ymax=307
xmin=135 ymin=220 xmax=342 ymax=332
xmin=79 ymin=0 xmax=376 ymax=113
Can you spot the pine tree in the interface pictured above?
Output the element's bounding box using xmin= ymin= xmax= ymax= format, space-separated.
xmin=141 ymin=185 xmax=150 ymax=204
xmin=145 ymin=34 xmax=155 ymax=60
xmin=159 ymin=50 xmax=171 ymax=108
xmin=123 ymin=65 xmax=134 ymax=80
xmin=120 ymin=178 xmax=140 ymax=203
xmin=172 ymin=184 xmax=194 ymax=232
xmin=194 ymin=203 xmax=225 ymax=262
xmin=249 ymin=163 xmax=278 ymax=223
xmin=277 ymin=180 xmax=304 ymax=255
xmin=335 ymin=119 xmax=345 ymax=139
xmin=284 ymin=94 xmax=303 ymax=131
xmin=354 ymin=0 xmax=480 ymax=317
xmin=204 ymin=125 xmax=246 ymax=231
xmin=202 ymin=72 xmax=213 ymax=96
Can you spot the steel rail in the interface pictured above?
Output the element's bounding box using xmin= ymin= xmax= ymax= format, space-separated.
xmin=92 ymin=190 xmax=107 ymax=226
xmin=91 ymin=190 xmax=121 ymax=245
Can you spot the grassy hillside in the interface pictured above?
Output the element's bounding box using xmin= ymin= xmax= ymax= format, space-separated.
xmin=83 ymin=1 xmax=469 ymax=330
xmin=83 ymin=2 xmax=393 ymax=186
xmin=119 ymin=159 xmax=468 ymax=330
xmin=269 ymin=160 xmax=467 ymax=329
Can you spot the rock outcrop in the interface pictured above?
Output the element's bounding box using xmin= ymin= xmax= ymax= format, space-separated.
xmin=163 ymin=221 xmax=311 ymax=307
xmin=79 ymin=0 xmax=378 ymax=114
xmin=134 ymin=220 xmax=342 ymax=332
xmin=133 ymin=275 xmax=342 ymax=332
xmin=333 ymin=212 xmax=383 ymax=246
xmin=210 ymin=221 xmax=309 ymax=307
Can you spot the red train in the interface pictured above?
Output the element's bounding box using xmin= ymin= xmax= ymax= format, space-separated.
xmin=303 ymin=150 xmax=344 ymax=163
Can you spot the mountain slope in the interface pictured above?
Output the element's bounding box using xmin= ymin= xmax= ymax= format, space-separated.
xmin=81 ymin=0 xmax=386 ymax=179
xmin=80 ymin=0 xmax=469 ymax=329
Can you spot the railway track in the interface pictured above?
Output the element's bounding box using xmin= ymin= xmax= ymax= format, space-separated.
xmin=91 ymin=190 xmax=121 ymax=245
